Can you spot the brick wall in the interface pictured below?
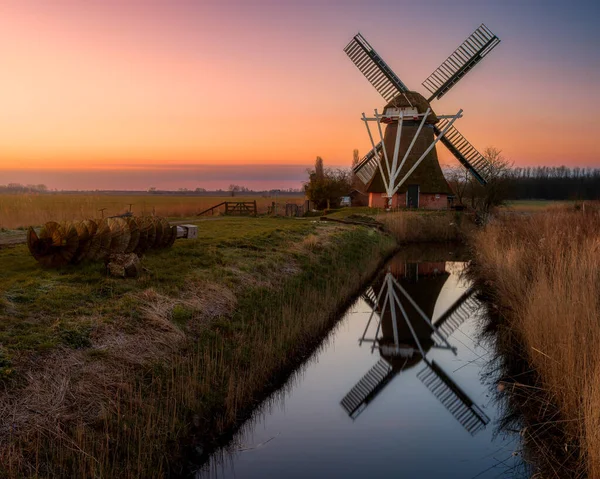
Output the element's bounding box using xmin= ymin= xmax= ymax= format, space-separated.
xmin=369 ymin=192 xmax=448 ymax=210
xmin=369 ymin=193 xmax=399 ymax=208
xmin=387 ymin=260 xmax=447 ymax=277
xmin=418 ymin=193 xmax=448 ymax=210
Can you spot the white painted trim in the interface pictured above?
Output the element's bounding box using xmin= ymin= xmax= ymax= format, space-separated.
xmin=361 ymin=108 xmax=463 ymax=205
xmin=391 ymin=109 xmax=462 ymax=196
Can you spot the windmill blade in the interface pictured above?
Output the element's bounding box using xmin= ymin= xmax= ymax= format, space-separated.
xmin=344 ymin=33 xmax=409 ymax=102
xmin=435 ymin=118 xmax=494 ymax=186
xmin=422 ymin=24 xmax=500 ymax=102
xmin=417 ymin=360 xmax=490 ymax=435
xmin=434 ymin=288 xmax=480 ymax=339
xmin=360 ymin=285 xmax=379 ymax=311
xmin=340 ymin=358 xmax=394 ymax=418
xmin=353 ymin=142 xmax=383 ymax=184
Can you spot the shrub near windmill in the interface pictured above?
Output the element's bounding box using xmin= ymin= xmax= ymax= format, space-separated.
xmin=344 ymin=24 xmax=501 ymax=209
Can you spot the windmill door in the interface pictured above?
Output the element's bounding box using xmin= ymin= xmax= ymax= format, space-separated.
xmin=407 ymin=185 xmax=419 ymax=208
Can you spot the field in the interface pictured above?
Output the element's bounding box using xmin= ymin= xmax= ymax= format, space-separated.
xmin=470 ymin=206 xmax=600 ymax=477
xmin=0 ymin=193 xmax=305 ymax=230
xmin=0 ymin=193 xmax=576 ymax=232
xmin=503 ymin=199 xmax=578 ymax=212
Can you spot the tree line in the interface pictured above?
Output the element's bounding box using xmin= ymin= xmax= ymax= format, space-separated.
xmin=0 ymin=183 xmax=48 ymax=193
xmin=503 ymin=166 xmax=600 ymax=200
xmin=446 ymin=158 xmax=600 ymax=208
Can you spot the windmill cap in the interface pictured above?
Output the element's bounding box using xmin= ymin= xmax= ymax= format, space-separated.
xmin=384 ymin=91 xmax=438 ymax=124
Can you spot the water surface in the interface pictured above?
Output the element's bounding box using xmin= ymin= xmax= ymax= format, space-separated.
xmin=199 ymin=249 xmax=525 ymax=479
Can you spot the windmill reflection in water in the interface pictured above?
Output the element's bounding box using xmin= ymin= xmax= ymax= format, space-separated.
xmin=341 ymin=260 xmax=489 ymax=436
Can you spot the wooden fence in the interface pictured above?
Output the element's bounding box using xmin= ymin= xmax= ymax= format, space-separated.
xmin=198 ymin=201 xmax=257 ymax=216
xmin=198 ymin=200 xmax=309 ymax=217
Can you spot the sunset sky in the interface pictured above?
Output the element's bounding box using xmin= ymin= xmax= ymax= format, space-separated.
xmin=1 ymin=0 xmax=599 ymax=190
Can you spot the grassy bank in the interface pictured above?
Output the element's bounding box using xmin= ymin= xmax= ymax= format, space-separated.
xmin=0 ymin=216 xmax=396 ymax=477
xmin=470 ymin=208 xmax=600 ymax=477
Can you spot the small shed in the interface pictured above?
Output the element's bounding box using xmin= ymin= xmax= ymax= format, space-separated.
xmin=349 ymin=189 xmax=369 ymax=207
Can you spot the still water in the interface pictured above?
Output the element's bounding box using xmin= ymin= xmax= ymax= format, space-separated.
xmin=198 ymin=249 xmax=525 ymax=479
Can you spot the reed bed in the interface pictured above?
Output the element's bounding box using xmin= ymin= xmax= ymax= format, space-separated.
xmin=377 ymin=210 xmax=475 ymax=243
xmin=0 ymin=193 xmax=304 ymax=229
xmin=470 ymin=208 xmax=600 ymax=477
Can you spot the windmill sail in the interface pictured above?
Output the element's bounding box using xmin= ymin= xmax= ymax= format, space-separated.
xmin=341 ymin=359 xmax=394 ymax=418
xmin=344 ymin=33 xmax=409 ymax=102
xmin=422 ymin=24 xmax=500 ymax=102
xmin=361 ymin=285 xmax=379 ymax=310
xmin=434 ymin=288 xmax=480 ymax=339
xmin=417 ymin=360 xmax=490 ymax=435
xmin=435 ymin=118 xmax=494 ymax=185
xmin=353 ymin=142 xmax=383 ymax=184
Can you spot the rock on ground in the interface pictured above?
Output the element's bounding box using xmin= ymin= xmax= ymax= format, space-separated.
xmin=106 ymin=253 xmax=141 ymax=278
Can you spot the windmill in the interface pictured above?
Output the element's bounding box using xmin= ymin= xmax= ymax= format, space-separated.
xmin=341 ymin=261 xmax=489 ymax=435
xmin=344 ymin=24 xmax=501 ymax=209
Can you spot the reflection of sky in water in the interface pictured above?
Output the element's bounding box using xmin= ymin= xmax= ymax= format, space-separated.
xmin=199 ymin=261 xmax=524 ymax=479
xmin=434 ymin=261 xmax=469 ymax=321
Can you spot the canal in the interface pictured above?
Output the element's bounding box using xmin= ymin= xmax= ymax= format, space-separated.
xmin=197 ymin=247 xmax=527 ymax=478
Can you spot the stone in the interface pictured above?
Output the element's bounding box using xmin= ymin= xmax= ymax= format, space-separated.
xmin=106 ymin=253 xmax=141 ymax=278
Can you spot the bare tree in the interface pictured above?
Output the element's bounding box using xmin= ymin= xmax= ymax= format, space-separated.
xmin=468 ymin=147 xmax=513 ymax=220
xmin=444 ymin=147 xmax=513 ymax=220
xmin=228 ymin=184 xmax=240 ymax=197
xmin=228 ymin=184 xmax=250 ymax=197
xmin=444 ymin=165 xmax=470 ymax=206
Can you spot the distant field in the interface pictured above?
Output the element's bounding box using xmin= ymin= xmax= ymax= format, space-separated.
xmin=503 ymin=199 xmax=573 ymax=211
xmin=0 ymin=193 xmax=304 ymax=229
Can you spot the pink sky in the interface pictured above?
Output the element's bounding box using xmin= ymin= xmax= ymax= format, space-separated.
xmin=0 ymin=1 xmax=599 ymax=190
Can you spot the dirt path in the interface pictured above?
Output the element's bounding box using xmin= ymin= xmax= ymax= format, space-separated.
xmin=0 ymin=230 xmax=27 ymax=248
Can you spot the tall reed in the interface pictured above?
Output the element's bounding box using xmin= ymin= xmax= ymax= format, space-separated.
xmin=377 ymin=210 xmax=474 ymax=243
xmin=471 ymin=209 xmax=600 ymax=477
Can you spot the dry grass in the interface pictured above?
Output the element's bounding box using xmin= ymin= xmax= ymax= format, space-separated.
xmin=503 ymin=200 xmax=600 ymax=213
xmin=301 ymin=234 xmax=320 ymax=252
xmin=0 ymin=280 xmax=240 ymax=475
xmin=377 ymin=210 xmax=475 ymax=243
xmin=471 ymin=209 xmax=600 ymax=477
xmin=0 ymin=193 xmax=304 ymax=229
